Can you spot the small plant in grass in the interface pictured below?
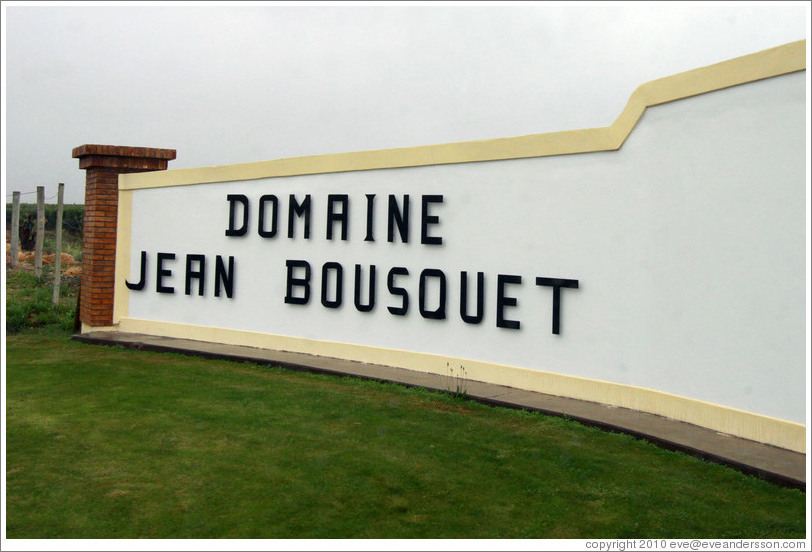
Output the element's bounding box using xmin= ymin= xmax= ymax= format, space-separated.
xmin=42 ymin=234 xmax=56 ymax=254
xmin=63 ymin=238 xmax=83 ymax=262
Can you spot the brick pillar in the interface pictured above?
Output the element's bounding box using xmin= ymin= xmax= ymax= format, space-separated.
xmin=72 ymin=145 xmax=176 ymax=328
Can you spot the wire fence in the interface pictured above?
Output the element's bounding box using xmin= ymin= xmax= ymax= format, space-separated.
xmin=6 ymin=195 xmax=84 ymax=235
xmin=6 ymin=191 xmax=59 ymax=201
xmin=8 ymin=187 xmax=83 ymax=293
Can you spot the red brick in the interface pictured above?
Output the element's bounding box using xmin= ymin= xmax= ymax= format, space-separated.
xmin=75 ymin=144 xmax=175 ymax=327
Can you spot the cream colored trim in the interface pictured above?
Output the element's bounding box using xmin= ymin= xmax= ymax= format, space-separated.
xmin=117 ymin=40 xmax=806 ymax=191
xmin=117 ymin=317 xmax=805 ymax=453
xmin=81 ymin=322 xmax=119 ymax=334
xmin=113 ymin=189 xmax=133 ymax=324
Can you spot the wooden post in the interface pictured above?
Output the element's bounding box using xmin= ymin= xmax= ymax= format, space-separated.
xmin=10 ymin=191 xmax=20 ymax=268
xmin=52 ymin=183 xmax=65 ymax=306
xmin=35 ymin=186 xmax=45 ymax=278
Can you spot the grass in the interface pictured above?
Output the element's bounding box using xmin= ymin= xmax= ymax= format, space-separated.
xmin=4 ymin=264 xmax=807 ymax=538
xmin=5 ymin=268 xmax=79 ymax=334
xmin=5 ymin=331 xmax=807 ymax=539
xmin=42 ymin=230 xmax=84 ymax=262
xmin=6 ymin=224 xmax=83 ymax=334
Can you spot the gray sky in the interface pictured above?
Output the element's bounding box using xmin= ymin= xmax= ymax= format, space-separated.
xmin=2 ymin=2 xmax=809 ymax=205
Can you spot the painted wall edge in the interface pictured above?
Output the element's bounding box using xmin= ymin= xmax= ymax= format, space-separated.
xmin=117 ymin=39 xmax=806 ymax=190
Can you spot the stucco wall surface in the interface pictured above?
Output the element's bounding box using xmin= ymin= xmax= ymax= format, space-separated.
xmin=123 ymin=70 xmax=806 ymax=425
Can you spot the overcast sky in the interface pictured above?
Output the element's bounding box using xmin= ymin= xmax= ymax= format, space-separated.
xmin=2 ymin=2 xmax=809 ymax=205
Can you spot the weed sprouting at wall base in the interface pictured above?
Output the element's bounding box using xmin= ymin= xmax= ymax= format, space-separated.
xmin=446 ymin=362 xmax=468 ymax=399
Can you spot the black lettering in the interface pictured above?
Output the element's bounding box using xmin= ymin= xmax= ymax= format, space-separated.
xmin=419 ymin=268 xmax=446 ymax=320
xmin=284 ymin=260 xmax=311 ymax=304
xmin=321 ymin=262 xmax=343 ymax=308
xmin=185 ymin=254 xmax=206 ymax=296
xmin=214 ymin=256 xmax=235 ymax=299
xmin=387 ymin=195 xmax=409 ymax=243
xmin=364 ymin=194 xmax=376 ymax=242
xmin=387 ymin=267 xmax=409 ymax=316
xmin=156 ymin=252 xmax=176 ymax=294
xmin=497 ymin=274 xmax=521 ymax=330
xmin=288 ymin=194 xmax=311 ymax=239
xmin=225 ymin=194 xmax=249 ymax=237
xmin=126 ymin=250 xmax=147 ymax=291
xmin=354 ymin=264 xmax=376 ymax=312
xmin=258 ymin=194 xmax=278 ymax=238
xmin=535 ymin=277 xmax=579 ymax=335
xmin=326 ymin=194 xmax=349 ymax=241
xmin=460 ymin=271 xmax=485 ymax=324
xmin=421 ymin=195 xmax=443 ymax=245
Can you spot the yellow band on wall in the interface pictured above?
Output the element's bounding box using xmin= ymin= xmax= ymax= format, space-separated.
xmin=118 ymin=40 xmax=805 ymax=191
xmin=113 ymin=189 xmax=133 ymax=324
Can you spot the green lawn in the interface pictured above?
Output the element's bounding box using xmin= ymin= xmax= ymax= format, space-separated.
xmin=5 ymin=331 xmax=806 ymax=539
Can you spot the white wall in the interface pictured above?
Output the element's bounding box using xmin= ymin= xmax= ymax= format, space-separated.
xmin=126 ymin=70 xmax=806 ymax=423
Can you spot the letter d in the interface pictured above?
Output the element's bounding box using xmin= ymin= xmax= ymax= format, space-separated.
xmin=226 ymin=194 xmax=249 ymax=236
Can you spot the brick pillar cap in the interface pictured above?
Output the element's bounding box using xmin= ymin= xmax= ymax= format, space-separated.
xmin=72 ymin=144 xmax=177 ymax=160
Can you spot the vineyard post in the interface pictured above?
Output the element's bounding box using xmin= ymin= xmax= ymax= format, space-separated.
xmin=35 ymin=186 xmax=45 ymax=278
xmin=10 ymin=191 xmax=20 ymax=268
xmin=52 ymin=183 xmax=65 ymax=306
